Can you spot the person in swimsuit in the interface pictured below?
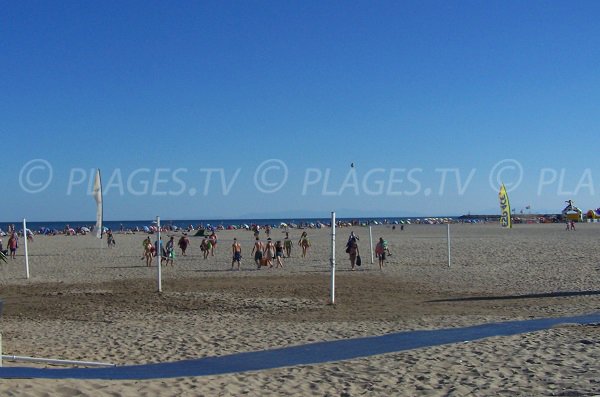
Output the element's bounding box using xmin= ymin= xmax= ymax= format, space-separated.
xmin=8 ymin=233 xmax=18 ymax=259
xmin=375 ymin=237 xmax=386 ymax=270
xmin=264 ymin=238 xmax=275 ymax=268
xmin=252 ymin=237 xmax=264 ymax=268
xmin=155 ymin=237 xmax=167 ymax=265
xmin=298 ymin=231 xmax=311 ymax=258
xmin=275 ymin=240 xmax=284 ymax=268
xmin=231 ymin=238 xmax=242 ymax=270
xmin=348 ymin=239 xmax=359 ymax=270
xmin=284 ymin=233 xmax=293 ymax=258
xmin=165 ymin=236 xmax=175 ymax=266
xmin=347 ymin=231 xmax=359 ymax=245
xmin=209 ymin=232 xmax=218 ymax=256
xmin=178 ymin=234 xmax=190 ymax=256
xmin=200 ymin=237 xmax=210 ymax=259
xmin=106 ymin=230 xmax=116 ymax=248
xmin=144 ymin=239 xmax=154 ymax=267
xmin=141 ymin=236 xmax=151 ymax=260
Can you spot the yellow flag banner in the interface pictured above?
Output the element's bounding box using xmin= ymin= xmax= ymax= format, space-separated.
xmin=498 ymin=183 xmax=512 ymax=228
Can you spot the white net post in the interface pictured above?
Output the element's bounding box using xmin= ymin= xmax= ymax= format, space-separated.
xmin=447 ymin=223 xmax=451 ymax=268
xmin=369 ymin=225 xmax=374 ymax=264
xmin=23 ymin=219 xmax=30 ymax=279
xmin=330 ymin=211 xmax=336 ymax=304
xmin=156 ymin=216 xmax=162 ymax=292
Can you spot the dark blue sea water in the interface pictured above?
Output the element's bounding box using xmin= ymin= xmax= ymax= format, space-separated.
xmin=0 ymin=217 xmax=438 ymax=233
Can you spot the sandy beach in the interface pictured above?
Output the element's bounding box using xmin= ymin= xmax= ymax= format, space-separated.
xmin=1 ymin=223 xmax=599 ymax=396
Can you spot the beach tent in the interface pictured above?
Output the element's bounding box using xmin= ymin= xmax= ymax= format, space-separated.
xmin=586 ymin=209 xmax=600 ymax=220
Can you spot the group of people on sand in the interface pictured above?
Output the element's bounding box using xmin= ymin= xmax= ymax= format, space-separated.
xmin=0 ymin=232 xmax=19 ymax=259
xmin=141 ymin=235 xmax=177 ymax=266
xmin=199 ymin=232 xmax=218 ymax=259
xmin=136 ymin=229 xmax=392 ymax=272
xmin=137 ymin=230 xmax=311 ymax=271
xmin=141 ymin=231 xmax=216 ymax=267
xmin=251 ymin=237 xmax=284 ymax=269
xmin=0 ymin=224 xmax=35 ymax=260
xmin=346 ymin=231 xmax=391 ymax=271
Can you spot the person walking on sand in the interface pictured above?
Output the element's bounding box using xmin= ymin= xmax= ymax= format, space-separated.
xmin=252 ymin=237 xmax=264 ymax=268
xmin=264 ymin=238 xmax=275 ymax=268
xmin=347 ymin=231 xmax=359 ymax=246
xmin=26 ymin=229 xmax=33 ymax=242
xmin=200 ymin=237 xmax=210 ymax=259
xmin=106 ymin=230 xmax=116 ymax=248
xmin=275 ymin=240 xmax=284 ymax=268
xmin=284 ymin=232 xmax=293 ymax=258
xmin=141 ymin=236 xmax=151 ymax=260
xmin=178 ymin=234 xmax=190 ymax=256
xmin=375 ymin=237 xmax=386 ymax=270
xmin=232 ymin=238 xmax=242 ymax=270
xmin=298 ymin=231 xmax=311 ymax=258
xmin=209 ymin=231 xmax=218 ymax=256
xmin=346 ymin=231 xmax=359 ymax=254
xmin=348 ymin=238 xmax=359 ymax=271
xmin=155 ymin=237 xmax=167 ymax=265
xmin=7 ymin=233 xmax=18 ymax=260
xmin=165 ymin=236 xmax=175 ymax=266
xmin=380 ymin=237 xmax=392 ymax=257
xmin=144 ymin=239 xmax=154 ymax=267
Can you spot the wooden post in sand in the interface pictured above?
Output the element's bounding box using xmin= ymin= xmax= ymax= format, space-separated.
xmin=156 ymin=216 xmax=162 ymax=292
xmin=330 ymin=211 xmax=336 ymax=304
xmin=23 ymin=219 xmax=30 ymax=279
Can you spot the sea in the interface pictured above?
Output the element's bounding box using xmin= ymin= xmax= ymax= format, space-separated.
xmin=0 ymin=217 xmax=455 ymax=233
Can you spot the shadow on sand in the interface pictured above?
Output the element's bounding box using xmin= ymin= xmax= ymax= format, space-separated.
xmin=427 ymin=290 xmax=600 ymax=303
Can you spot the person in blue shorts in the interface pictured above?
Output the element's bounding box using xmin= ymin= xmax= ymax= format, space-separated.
xmin=232 ymin=238 xmax=242 ymax=270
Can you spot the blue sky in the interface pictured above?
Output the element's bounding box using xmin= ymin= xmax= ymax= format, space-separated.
xmin=2 ymin=1 xmax=600 ymax=221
